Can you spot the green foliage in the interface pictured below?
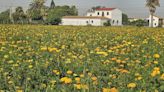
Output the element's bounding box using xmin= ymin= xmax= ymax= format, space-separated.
xmin=27 ymin=0 xmax=46 ymax=21
xmin=46 ymin=5 xmax=78 ymax=25
xmin=0 ymin=25 xmax=163 ymax=91
xmin=129 ymin=19 xmax=148 ymax=27
xmin=91 ymin=6 xmax=105 ymax=10
xmin=0 ymin=0 xmax=78 ymax=25
xmin=12 ymin=7 xmax=27 ymax=24
xmin=122 ymin=13 xmax=129 ymax=25
xmin=103 ymin=20 xmax=111 ymax=26
xmin=0 ymin=9 xmax=10 ymax=24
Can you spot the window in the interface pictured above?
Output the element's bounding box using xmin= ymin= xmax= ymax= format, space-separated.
xmin=154 ymin=23 xmax=156 ymax=26
xmin=91 ymin=20 xmax=94 ymax=23
xmin=86 ymin=21 xmax=88 ymax=24
xmin=107 ymin=12 xmax=109 ymax=15
xmin=97 ymin=12 xmax=100 ymax=15
xmin=90 ymin=14 xmax=92 ymax=16
xmin=117 ymin=20 xmax=119 ymax=24
xmin=112 ymin=20 xmax=115 ymax=24
xmin=102 ymin=12 xmax=104 ymax=16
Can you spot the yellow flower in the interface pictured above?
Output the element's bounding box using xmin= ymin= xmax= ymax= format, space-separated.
xmin=96 ymin=51 xmax=108 ymax=56
xmin=80 ymin=74 xmax=84 ymax=78
xmin=41 ymin=83 xmax=46 ymax=88
xmin=74 ymin=84 xmax=88 ymax=90
xmin=67 ymin=70 xmax=73 ymax=75
xmin=28 ymin=65 xmax=33 ymax=68
xmin=102 ymin=88 xmax=110 ymax=92
xmin=111 ymin=58 xmax=117 ymax=61
xmin=110 ymin=87 xmax=118 ymax=92
xmin=75 ymin=77 xmax=81 ymax=83
xmin=41 ymin=47 xmax=47 ymax=51
xmin=53 ymin=70 xmax=60 ymax=75
xmin=73 ymin=73 xmax=78 ymax=76
xmin=153 ymin=54 xmax=160 ymax=59
xmin=151 ymin=67 xmax=160 ymax=77
xmin=4 ymin=55 xmax=9 ymax=59
xmin=127 ymin=83 xmax=137 ymax=88
xmin=16 ymin=90 xmax=23 ymax=92
xmin=88 ymin=72 xmax=92 ymax=76
xmin=8 ymin=81 xmax=13 ymax=84
xmin=93 ymin=81 xmax=98 ymax=85
xmin=50 ymin=80 xmax=56 ymax=84
xmin=154 ymin=61 xmax=158 ymax=64
xmin=60 ymin=77 xmax=72 ymax=84
xmin=74 ymin=84 xmax=82 ymax=89
xmin=160 ymin=73 xmax=164 ymax=80
xmin=64 ymin=78 xmax=72 ymax=84
xmin=91 ymin=77 xmax=97 ymax=81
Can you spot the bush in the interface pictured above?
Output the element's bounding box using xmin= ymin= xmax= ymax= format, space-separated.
xmin=104 ymin=20 xmax=111 ymax=26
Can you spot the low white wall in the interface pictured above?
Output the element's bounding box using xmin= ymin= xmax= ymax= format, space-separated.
xmin=62 ymin=18 xmax=108 ymax=26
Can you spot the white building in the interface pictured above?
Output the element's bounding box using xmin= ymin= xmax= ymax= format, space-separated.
xmin=62 ymin=16 xmax=109 ymax=26
xmin=86 ymin=8 xmax=122 ymax=26
xmin=62 ymin=8 xmax=122 ymax=26
xmin=148 ymin=15 xmax=163 ymax=27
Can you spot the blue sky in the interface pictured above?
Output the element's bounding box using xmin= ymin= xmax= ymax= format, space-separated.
xmin=0 ymin=0 xmax=164 ymax=18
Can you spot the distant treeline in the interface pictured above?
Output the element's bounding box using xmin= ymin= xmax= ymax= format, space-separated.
xmin=0 ymin=0 xmax=78 ymax=25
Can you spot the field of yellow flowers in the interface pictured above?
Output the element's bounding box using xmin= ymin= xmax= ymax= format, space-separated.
xmin=0 ymin=25 xmax=164 ymax=92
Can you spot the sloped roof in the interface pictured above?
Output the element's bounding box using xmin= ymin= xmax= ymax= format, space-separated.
xmin=62 ymin=16 xmax=109 ymax=19
xmin=95 ymin=8 xmax=116 ymax=11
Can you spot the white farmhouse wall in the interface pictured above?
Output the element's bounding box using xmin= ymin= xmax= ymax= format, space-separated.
xmin=148 ymin=15 xmax=159 ymax=27
xmin=87 ymin=12 xmax=96 ymax=16
xmin=86 ymin=8 xmax=122 ymax=26
xmin=94 ymin=11 xmax=112 ymax=18
xmin=62 ymin=18 xmax=108 ymax=26
xmin=111 ymin=9 xmax=122 ymax=26
xmin=62 ymin=8 xmax=122 ymax=26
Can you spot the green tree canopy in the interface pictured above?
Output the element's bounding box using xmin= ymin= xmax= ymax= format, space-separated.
xmin=12 ymin=6 xmax=26 ymax=24
xmin=0 ymin=9 xmax=10 ymax=24
xmin=46 ymin=5 xmax=78 ymax=25
xmin=27 ymin=0 xmax=46 ymax=20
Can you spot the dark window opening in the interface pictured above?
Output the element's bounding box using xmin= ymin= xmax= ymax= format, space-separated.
xmin=102 ymin=12 xmax=104 ymax=16
xmin=113 ymin=20 xmax=115 ymax=24
xmin=97 ymin=12 xmax=99 ymax=15
xmin=107 ymin=12 xmax=109 ymax=15
xmin=117 ymin=20 xmax=119 ymax=24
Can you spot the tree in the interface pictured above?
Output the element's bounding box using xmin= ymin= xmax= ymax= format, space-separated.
xmin=27 ymin=0 xmax=46 ymax=21
xmin=12 ymin=6 xmax=26 ymax=24
xmin=50 ymin=0 xmax=55 ymax=9
xmin=0 ymin=9 xmax=10 ymax=24
xmin=129 ymin=19 xmax=148 ymax=27
xmin=46 ymin=5 xmax=78 ymax=25
xmin=146 ymin=0 xmax=160 ymax=27
xmin=122 ymin=13 xmax=129 ymax=25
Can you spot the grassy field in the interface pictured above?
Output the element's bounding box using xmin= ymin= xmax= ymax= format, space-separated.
xmin=0 ymin=25 xmax=164 ymax=92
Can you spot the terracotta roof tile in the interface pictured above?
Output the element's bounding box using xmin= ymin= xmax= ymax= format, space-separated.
xmin=96 ymin=8 xmax=116 ymax=11
xmin=62 ymin=16 xmax=109 ymax=19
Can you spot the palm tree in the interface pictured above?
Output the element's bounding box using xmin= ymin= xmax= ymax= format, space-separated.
xmin=146 ymin=0 xmax=160 ymax=27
